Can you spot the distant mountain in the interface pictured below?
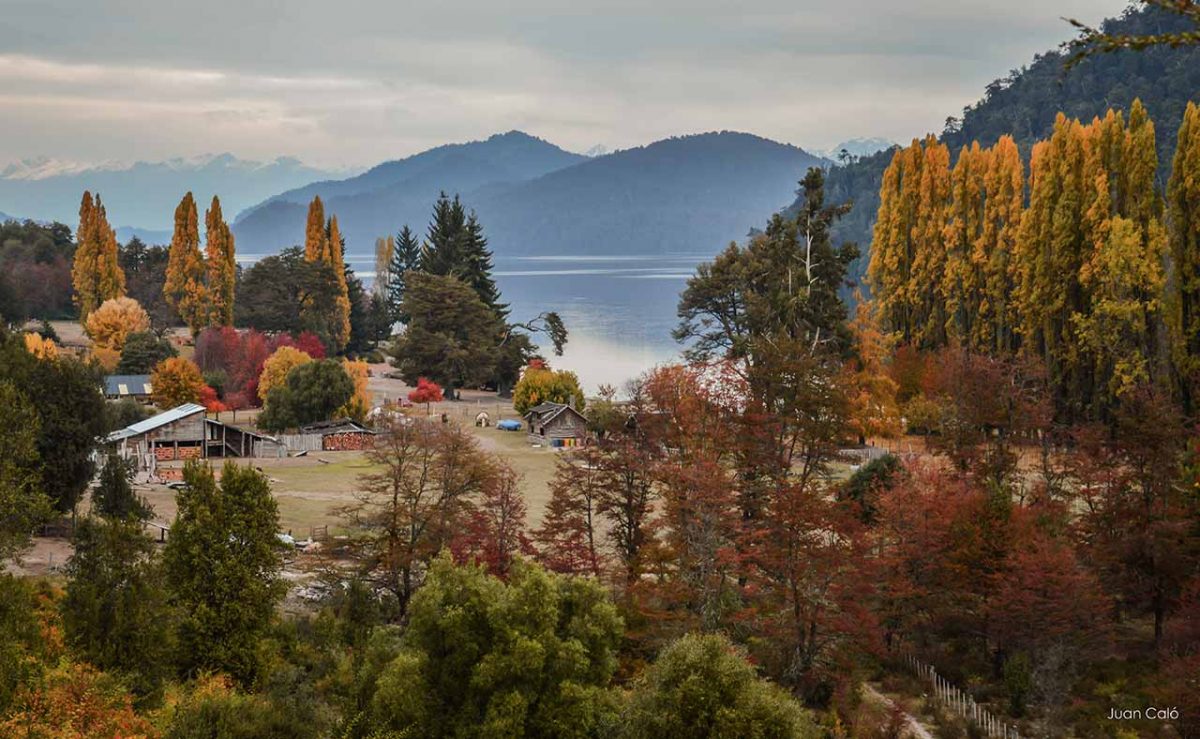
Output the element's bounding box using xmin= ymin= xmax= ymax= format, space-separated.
xmin=234 ymin=130 xmax=824 ymax=258
xmin=0 ymin=154 xmax=351 ymax=234
xmin=817 ymin=138 xmax=895 ymax=162
xmin=584 ymin=145 xmax=611 ymax=158
xmin=233 ymin=131 xmax=587 ymax=252
xmin=795 ymin=3 xmax=1200 ymax=295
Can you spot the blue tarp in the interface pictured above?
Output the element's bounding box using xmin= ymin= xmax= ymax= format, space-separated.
xmin=497 ymin=419 xmax=522 ymax=431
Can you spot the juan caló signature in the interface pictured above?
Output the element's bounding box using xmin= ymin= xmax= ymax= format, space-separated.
xmin=1108 ymin=706 xmax=1180 ymax=721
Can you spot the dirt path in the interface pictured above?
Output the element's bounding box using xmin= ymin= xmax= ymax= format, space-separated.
xmin=862 ymin=683 xmax=935 ymax=739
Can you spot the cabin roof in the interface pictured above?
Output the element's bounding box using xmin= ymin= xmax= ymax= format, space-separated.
xmin=103 ymin=374 xmax=153 ymax=397
xmin=106 ymin=403 xmax=205 ymax=442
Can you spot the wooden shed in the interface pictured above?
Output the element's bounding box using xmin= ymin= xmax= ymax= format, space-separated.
xmin=106 ymin=403 xmax=283 ymax=479
xmin=524 ymin=402 xmax=588 ymax=447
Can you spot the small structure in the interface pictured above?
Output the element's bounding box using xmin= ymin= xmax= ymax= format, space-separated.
xmin=475 ymin=411 xmax=491 ymax=427
xmin=298 ymin=418 xmax=376 ymax=451
xmin=106 ymin=403 xmax=283 ymax=478
xmin=497 ymin=419 xmax=522 ymax=432
xmin=103 ymin=374 xmax=153 ymax=402
xmin=524 ymin=402 xmax=587 ymax=447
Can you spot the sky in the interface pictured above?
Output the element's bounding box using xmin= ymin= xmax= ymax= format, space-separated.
xmin=0 ymin=0 xmax=1132 ymax=169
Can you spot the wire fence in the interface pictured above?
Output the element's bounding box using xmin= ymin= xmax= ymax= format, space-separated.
xmin=893 ymin=643 xmax=1024 ymax=739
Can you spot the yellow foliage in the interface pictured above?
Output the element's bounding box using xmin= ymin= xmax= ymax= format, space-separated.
xmin=71 ymin=191 xmax=126 ymax=322
xmin=85 ymin=296 xmax=151 ymax=351
xmin=337 ymin=358 xmax=372 ymax=421
xmin=0 ymin=661 xmax=156 ymax=738
xmin=257 ymin=346 xmax=313 ymax=402
xmin=205 ymin=195 xmax=237 ymax=327
xmin=151 ymin=356 xmax=206 ymax=409
xmin=23 ymin=332 xmax=59 ymax=360
xmin=164 ymin=192 xmax=210 ymax=335
xmin=91 ymin=346 xmax=121 ymax=372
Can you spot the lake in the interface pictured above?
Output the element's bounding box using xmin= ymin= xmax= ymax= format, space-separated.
xmin=241 ymin=252 xmax=712 ymax=394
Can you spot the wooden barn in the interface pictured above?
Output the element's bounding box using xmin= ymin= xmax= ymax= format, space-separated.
xmin=106 ymin=403 xmax=283 ymax=479
xmin=524 ymin=402 xmax=588 ymax=447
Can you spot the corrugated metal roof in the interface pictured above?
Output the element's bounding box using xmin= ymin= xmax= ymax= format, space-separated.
xmin=104 ymin=374 xmax=153 ymax=396
xmin=105 ymin=403 xmax=206 ymax=442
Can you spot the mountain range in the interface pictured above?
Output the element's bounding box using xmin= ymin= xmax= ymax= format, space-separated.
xmin=0 ymin=154 xmax=352 ymax=235
xmin=231 ymin=131 xmax=829 ymax=257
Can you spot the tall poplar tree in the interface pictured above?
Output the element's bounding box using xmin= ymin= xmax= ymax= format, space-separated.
xmin=204 ymin=195 xmax=236 ymax=327
xmin=1170 ymin=101 xmax=1200 ymax=408
xmin=71 ymin=191 xmax=126 ymax=323
xmin=326 ymin=215 xmax=352 ymax=351
xmin=373 ymin=235 xmax=394 ymax=300
xmin=911 ymin=135 xmax=952 ymax=348
xmin=868 ymin=140 xmax=924 ymax=344
xmin=304 ymin=195 xmax=329 ymax=263
xmin=163 ymin=192 xmax=208 ymax=334
xmin=976 ymin=135 xmax=1024 ymax=354
xmin=942 ymin=142 xmax=987 ymax=347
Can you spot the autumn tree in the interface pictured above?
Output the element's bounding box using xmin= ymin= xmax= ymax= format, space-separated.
xmin=303 ymin=197 xmax=351 ymax=351
xmin=535 ymin=447 xmax=606 ymax=577
xmin=84 ymin=296 xmax=150 ymax=351
xmin=338 ymin=358 xmax=372 ymax=421
xmin=259 ymin=359 xmax=355 ymax=432
xmin=975 ymin=135 xmax=1024 ymax=353
xmin=164 ymin=192 xmax=209 ymax=334
xmin=151 ymin=356 xmax=206 ymax=408
xmin=256 ymin=345 xmax=312 ymax=403
xmin=163 ymin=462 xmax=283 ymax=684
xmin=845 ymin=296 xmax=900 ymax=443
xmin=452 ymin=463 xmax=534 ymax=578
xmin=205 ymin=195 xmax=236 ymax=326
xmin=373 ymin=234 xmax=394 ymax=300
xmin=336 ymin=418 xmax=496 ymax=617
xmin=407 ymin=376 xmax=443 ymax=415
xmin=71 ymin=191 xmax=126 ymax=322
xmin=1171 ymin=101 xmax=1200 ymax=409
xmin=512 ymin=364 xmax=586 ymax=414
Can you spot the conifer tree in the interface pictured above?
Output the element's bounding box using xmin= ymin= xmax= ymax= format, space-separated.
xmin=420 ymin=192 xmax=467 ymax=276
xmin=71 ymin=192 xmax=126 ymax=322
xmin=461 ymin=212 xmax=507 ymax=318
xmin=388 ymin=225 xmax=422 ymax=323
xmin=204 ymin=196 xmax=236 ymax=327
xmin=163 ymin=192 xmax=208 ymax=334
xmin=1170 ymin=102 xmax=1200 ymax=408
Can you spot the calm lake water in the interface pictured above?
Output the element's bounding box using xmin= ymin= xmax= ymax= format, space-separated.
xmin=239 ymin=252 xmax=711 ymax=393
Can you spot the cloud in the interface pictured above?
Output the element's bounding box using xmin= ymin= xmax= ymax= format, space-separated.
xmin=0 ymin=0 xmax=1131 ymax=168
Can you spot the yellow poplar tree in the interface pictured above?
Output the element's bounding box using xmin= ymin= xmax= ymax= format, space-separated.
xmin=205 ymin=196 xmax=237 ymax=327
xmin=337 ymin=359 xmax=372 ymax=421
xmin=374 ymin=235 xmax=395 ymax=299
xmin=911 ymin=136 xmax=952 ymax=348
xmin=942 ymin=142 xmax=987 ymax=347
xmin=326 ymin=216 xmax=352 ymax=351
xmin=71 ymin=191 xmax=126 ymax=322
xmin=868 ymin=141 xmax=924 ymax=343
xmin=304 ymin=196 xmax=329 ymax=262
xmin=1170 ymin=102 xmax=1200 ymax=406
xmin=23 ymin=333 xmax=59 ymax=360
xmin=976 ymin=136 xmax=1024 ymax=354
xmin=163 ymin=192 xmax=209 ymax=334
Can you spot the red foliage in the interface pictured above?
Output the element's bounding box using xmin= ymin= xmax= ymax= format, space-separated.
xmin=452 ymin=465 xmax=535 ymax=578
xmin=199 ymin=384 xmax=227 ymax=413
xmin=534 ymin=447 xmax=606 ymax=577
xmin=408 ymin=377 xmax=444 ymax=408
xmin=194 ymin=326 xmax=241 ymax=374
xmin=270 ymin=331 xmax=326 ymax=359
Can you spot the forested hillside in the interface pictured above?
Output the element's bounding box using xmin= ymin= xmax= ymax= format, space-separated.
xmin=815 ymin=2 xmax=1200 ymax=290
xmin=234 ymin=131 xmax=826 ymax=257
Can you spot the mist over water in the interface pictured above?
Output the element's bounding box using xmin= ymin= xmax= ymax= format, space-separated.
xmin=238 ymin=252 xmax=708 ymax=394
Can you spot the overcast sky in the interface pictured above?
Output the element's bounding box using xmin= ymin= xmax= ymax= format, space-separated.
xmin=0 ymin=0 xmax=1131 ymax=169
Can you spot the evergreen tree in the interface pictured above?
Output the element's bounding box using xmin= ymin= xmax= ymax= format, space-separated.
xmin=388 ymin=225 xmax=422 ymax=323
xmin=91 ymin=452 xmax=152 ymax=522
xmin=419 ymin=192 xmax=466 ymax=277
xmin=204 ymin=196 xmax=236 ymax=327
xmin=0 ymin=380 xmax=48 ymax=561
xmin=461 ymin=212 xmax=507 ymax=318
xmin=163 ymin=462 xmax=283 ymax=685
xmin=163 ymin=192 xmax=208 ymax=334
xmin=71 ymin=192 xmax=126 ymax=322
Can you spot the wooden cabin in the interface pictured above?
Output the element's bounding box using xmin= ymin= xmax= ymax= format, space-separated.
xmin=524 ymin=402 xmax=588 ymax=447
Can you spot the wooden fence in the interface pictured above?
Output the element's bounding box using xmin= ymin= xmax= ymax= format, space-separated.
xmin=895 ymin=650 xmax=1024 ymax=739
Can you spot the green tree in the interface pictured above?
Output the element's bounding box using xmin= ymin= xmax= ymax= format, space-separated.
xmin=1170 ymin=101 xmax=1200 ymax=409
xmin=91 ymin=452 xmax=152 ymax=521
xmin=621 ymin=633 xmax=817 ymax=739
xmin=259 ymin=359 xmax=355 ymax=432
xmin=163 ymin=462 xmax=283 ymax=684
xmin=62 ymin=516 xmax=171 ymax=696
xmin=236 ymin=247 xmax=344 ymax=348
xmin=420 ymin=192 xmax=467 ymax=277
xmin=0 ymin=380 xmax=49 ymax=560
xmin=115 ymin=330 xmax=177 ymax=374
xmin=390 ymin=272 xmax=500 ymax=394
xmin=359 ymin=554 xmax=623 ymax=738
xmin=388 ymin=225 xmax=422 ymax=323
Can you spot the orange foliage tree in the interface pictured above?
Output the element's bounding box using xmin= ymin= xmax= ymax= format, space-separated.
xmin=85 ymin=296 xmax=151 ymax=351
xmin=256 ymin=346 xmax=312 ymax=403
xmin=151 ymin=357 xmax=206 ymax=409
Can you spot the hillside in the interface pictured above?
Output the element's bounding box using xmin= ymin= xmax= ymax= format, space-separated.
xmin=0 ymin=154 xmax=346 ymax=235
xmin=235 ymin=131 xmax=826 ymax=258
xmin=808 ymin=2 xmax=1200 ymax=291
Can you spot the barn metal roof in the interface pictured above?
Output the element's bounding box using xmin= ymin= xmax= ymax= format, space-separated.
xmin=103 ymin=374 xmax=153 ymax=397
xmin=105 ymin=403 xmax=206 ymax=442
